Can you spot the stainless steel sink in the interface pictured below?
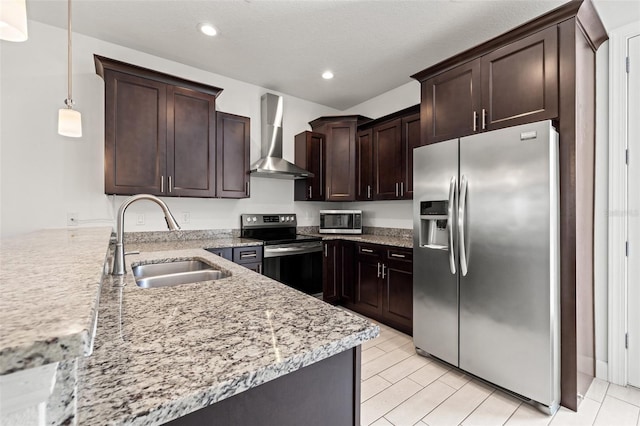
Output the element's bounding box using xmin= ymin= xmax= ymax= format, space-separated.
xmin=132 ymin=260 xmax=230 ymax=289
xmin=132 ymin=260 xmax=213 ymax=278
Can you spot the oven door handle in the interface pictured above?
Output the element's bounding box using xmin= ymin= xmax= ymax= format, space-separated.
xmin=263 ymin=245 xmax=323 ymax=258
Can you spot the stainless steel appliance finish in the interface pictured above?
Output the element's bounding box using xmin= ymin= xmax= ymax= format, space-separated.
xmin=112 ymin=194 xmax=180 ymax=275
xmin=249 ymin=93 xmax=314 ymax=179
xmin=241 ymin=213 xmax=323 ymax=295
xmin=413 ymin=120 xmax=560 ymax=413
xmin=319 ymin=210 xmax=363 ymax=234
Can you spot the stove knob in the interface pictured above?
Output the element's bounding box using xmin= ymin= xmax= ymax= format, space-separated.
xmin=280 ymin=216 xmax=285 ymax=222
xmin=252 ymin=217 xmax=257 ymax=222
xmin=246 ymin=217 xmax=251 ymax=222
xmin=288 ymin=216 xmax=294 ymax=222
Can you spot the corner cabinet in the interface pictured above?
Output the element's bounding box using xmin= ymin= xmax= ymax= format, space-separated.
xmin=411 ymin=0 xmax=607 ymax=410
xmin=418 ymin=26 xmax=558 ymax=144
xmin=95 ymin=55 xmax=250 ymax=199
xmin=309 ymin=116 xmax=372 ymax=201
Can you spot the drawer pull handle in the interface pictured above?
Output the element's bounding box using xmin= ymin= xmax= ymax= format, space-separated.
xmin=361 ymin=248 xmax=373 ymax=253
xmin=240 ymin=253 xmax=257 ymax=258
xmin=390 ymin=253 xmax=406 ymax=258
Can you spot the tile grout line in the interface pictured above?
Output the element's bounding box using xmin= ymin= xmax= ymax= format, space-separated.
xmin=501 ymin=401 xmax=524 ymax=425
xmin=456 ymin=387 xmax=496 ymax=426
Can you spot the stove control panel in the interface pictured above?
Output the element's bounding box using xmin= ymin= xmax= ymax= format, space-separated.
xmin=241 ymin=213 xmax=297 ymax=228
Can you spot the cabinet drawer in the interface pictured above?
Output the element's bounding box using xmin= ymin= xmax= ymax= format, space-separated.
xmin=385 ymin=248 xmax=412 ymax=263
xmin=233 ymin=246 xmax=263 ymax=264
xmin=357 ymin=244 xmax=380 ymax=257
xmin=206 ymin=247 xmax=232 ymax=260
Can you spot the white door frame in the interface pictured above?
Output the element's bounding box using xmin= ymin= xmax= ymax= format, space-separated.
xmin=608 ymin=21 xmax=640 ymax=386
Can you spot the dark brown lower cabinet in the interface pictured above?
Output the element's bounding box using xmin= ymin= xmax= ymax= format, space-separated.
xmin=338 ymin=242 xmax=413 ymax=335
xmin=323 ymin=240 xmax=354 ymax=304
xmin=167 ymin=347 xmax=361 ymax=426
xmin=381 ymin=248 xmax=413 ymax=334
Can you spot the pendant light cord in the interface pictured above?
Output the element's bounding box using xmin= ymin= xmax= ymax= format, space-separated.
xmin=66 ymin=0 xmax=72 ymax=106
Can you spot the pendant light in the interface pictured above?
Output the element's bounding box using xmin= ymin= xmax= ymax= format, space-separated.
xmin=57 ymin=0 xmax=82 ymax=138
xmin=0 ymin=0 xmax=28 ymax=42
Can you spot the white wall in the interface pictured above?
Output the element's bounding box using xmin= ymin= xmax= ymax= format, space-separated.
xmin=0 ymin=21 xmax=339 ymax=237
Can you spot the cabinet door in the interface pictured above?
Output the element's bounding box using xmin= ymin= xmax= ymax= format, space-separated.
xmin=481 ymin=26 xmax=558 ymax=131
xmin=402 ymin=113 xmax=421 ymax=199
xmin=167 ymin=86 xmax=216 ymax=197
xmin=339 ymin=241 xmax=355 ymax=303
xmin=354 ymin=245 xmax=383 ymax=317
xmin=217 ymin=112 xmax=250 ymax=198
xmin=356 ymin=129 xmax=374 ymax=201
xmin=382 ymin=249 xmax=413 ymax=335
xmin=422 ymin=59 xmax=481 ymax=145
xmin=104 ymin=70 xmax=167 ymax=195
xmin=373 ymin=119 xmax=403 ymax=200
xmin=325 ymin=121 xmax=357 ymax=201
xmin=323 ymin=241 xmax=340 ymax=303
xmin=294 ymin=131 xmax=324 ymax=201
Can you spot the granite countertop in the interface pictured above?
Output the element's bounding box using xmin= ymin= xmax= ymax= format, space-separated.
xmin=77 ymin=246 xmax=379 ymax=425
xmin=304 ymin=233 xmax=413 ymax=249
xmin=0 ymin=227 xmax=112 ymax=375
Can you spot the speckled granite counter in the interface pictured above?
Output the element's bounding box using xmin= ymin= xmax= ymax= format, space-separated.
xmin=303 ymin=233 xmax=413 ymax=249
xmin=0 ymin=227 xmax=112 ymax=375
xmin=77 ymin=246 xmax=379 ymax=424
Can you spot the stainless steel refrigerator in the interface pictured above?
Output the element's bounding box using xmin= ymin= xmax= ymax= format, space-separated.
xmin=413 ymin=120 xmax=560 ymax=413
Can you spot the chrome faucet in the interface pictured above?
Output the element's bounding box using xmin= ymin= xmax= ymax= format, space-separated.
xmin=111 ymin=194 xmax=180 ymax=275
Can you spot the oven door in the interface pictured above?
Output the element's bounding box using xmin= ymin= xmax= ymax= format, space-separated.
xmin=263 ymin=243 xmax=323 ymax=296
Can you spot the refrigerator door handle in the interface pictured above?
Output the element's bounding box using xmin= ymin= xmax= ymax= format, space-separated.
xmin=459 ymin=175 xmax=469 ymax=276
xmin=447 ymin=176 xmax=457 ymax=275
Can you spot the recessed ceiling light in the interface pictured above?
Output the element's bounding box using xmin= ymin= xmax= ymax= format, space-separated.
xmin=198 ymin=23 xmax=217 ymax=37
xmin=322 ymin=71 xmax=334 ymax=80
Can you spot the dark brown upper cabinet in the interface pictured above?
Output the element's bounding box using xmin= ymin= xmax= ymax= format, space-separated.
xmin=356 ymin=129 xmax=373 ymax=201
xmin=421 ymin=60 xmax=481 ymax=144
xmin=308 ymin=115 xmax=372 ymax=201
xmin=216 ymin=112 xmax=250 ymax=199
xmin=167 ymin=86 xmax=217 ymax=197
xmin=418 ymin=26 xmax=558 ymax=145
xmin=402 ymin=112 xmax=421 ymax=199
xmin=95 ymin=55 xmax=248 ymax=199
xmin=356 ymin=105 xmax=420 ymax=201
xmin=373 ymin=118 xmax=403 ymax=200
xmin=294 ymin=131 xmax=325 ymax=201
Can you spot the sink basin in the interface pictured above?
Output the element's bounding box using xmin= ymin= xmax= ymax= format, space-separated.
xmin=132 ymin=260 xmax=213 ymax=279
xmin=136 ymin=270 xmax=228 ymax=288
xmin=132 ymin=259 xmax=230 ymax=289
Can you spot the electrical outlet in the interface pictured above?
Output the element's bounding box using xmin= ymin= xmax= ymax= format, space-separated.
xmin=182 ymin=212 xmax=190 ymax=223
xmin=136 ymin=214 xmax=145 ymax=225
xmin=67 ymin=212 xmax=78 ymax=226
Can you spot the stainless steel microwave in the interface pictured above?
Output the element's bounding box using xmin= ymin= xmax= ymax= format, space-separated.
xmin=319 ymin=210 xmax=362 ymax=234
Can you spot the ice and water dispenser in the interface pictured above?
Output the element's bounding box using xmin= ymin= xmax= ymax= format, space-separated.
xmin=418 ymin=201 xmax=449 ymax=249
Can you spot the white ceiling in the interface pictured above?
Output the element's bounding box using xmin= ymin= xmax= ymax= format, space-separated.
xmin=28 ymin=0 xmax=640 ymax=111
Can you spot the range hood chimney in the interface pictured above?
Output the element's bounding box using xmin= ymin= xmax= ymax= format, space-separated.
xmin=249 ymin=93 xmax=314 ymax=179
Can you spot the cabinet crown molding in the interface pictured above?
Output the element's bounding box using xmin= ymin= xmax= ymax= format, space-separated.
xmin=94 ymin=54 xmax=223 ymax=98
xmin=410 ymin=0 xmax=606 ymax=82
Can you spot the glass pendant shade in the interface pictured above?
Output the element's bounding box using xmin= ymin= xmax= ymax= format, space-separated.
xmin=0 ymin=0 xmax=28 ymax=41
xmin=58 ymin=108 xmax=82 ymax=137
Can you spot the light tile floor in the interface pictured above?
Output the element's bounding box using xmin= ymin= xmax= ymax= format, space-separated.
xmin=359 ymin=320 xmax=640 ymax=426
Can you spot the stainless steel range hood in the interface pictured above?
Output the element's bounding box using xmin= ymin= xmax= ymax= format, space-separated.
xmin=250 ymin=93 xmax=314 ymax=179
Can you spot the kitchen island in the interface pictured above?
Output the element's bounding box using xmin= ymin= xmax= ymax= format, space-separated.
xmin=77 ymin=244 xmax=378 ymax=425
xmin=0 ymin=228 xmax=378 ymax=425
